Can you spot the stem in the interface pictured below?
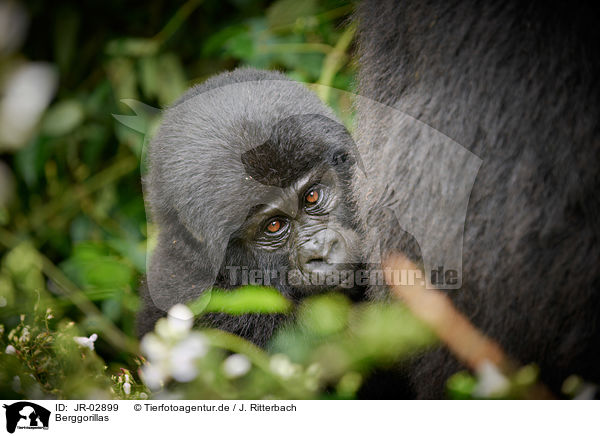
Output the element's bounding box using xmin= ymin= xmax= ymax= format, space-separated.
xmin=316 ymin=23 xmax=356 ymax=103
xmin=267 ymin=4 xmax=354 ymax=34
xmin=154 ymin=0 xmax=204 ymax=46
xmin=258 ymin=43 xmax=334 ymax=55
xmin=28 ymin=154 xmax=138 ymax=229
xmin=384 ymin=254 xmax=554 ymax=399
xmin=202 ymin=329 xmax=309 ymax=397
xmin=202 ymin=328 xmax=271 ymax=372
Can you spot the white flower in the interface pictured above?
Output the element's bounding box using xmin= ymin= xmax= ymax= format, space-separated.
xmin=139 ymin=392 xmax=148 ymax=400
xmin=140 ymin=333 xmax=169 ymax=361
xmin=152 ymin=304 xmax=194 ymax=341
xmin=20 ymin=327 xmax=30 ymax=342
xmin=473 ymin=360 xmax=510 ymax=398
xmin=167 ymin=304 xmax=194 ymax=334
xmin=73 ymin=333 xmax=98 ymax=350
xmin=140 ymin=364 xmax=166 ymax=391
xmin=11 ymin=375 xmax=21 ymax=392
xmin=5 ymin=344 xmax=16 ymax=354
xmin=122 ymin=382 xmax=131 ymax=396
xmin=139 ymin=307 xmax=208 ymax=389
xmin=169 ymin=333 xmax=208 ymax=382
xmin=169 ymin=358 xmax=197 ymax=383
xmin=269 ymin=354 xmax=298 ymax=379
xmin=223 ymin=354 xmax=251 ymax=378
xmin=0 ymin=63 xmax=58 ymax=148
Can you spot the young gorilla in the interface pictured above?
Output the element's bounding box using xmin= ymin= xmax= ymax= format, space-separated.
xmin=137 ymin=69 xmax=363 ymax=346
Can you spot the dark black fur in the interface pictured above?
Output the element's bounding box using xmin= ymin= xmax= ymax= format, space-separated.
xmin=355 ymin=0 xmax=600 ymax=398
xmin=137 ymin=69 xmax=362 ymax=346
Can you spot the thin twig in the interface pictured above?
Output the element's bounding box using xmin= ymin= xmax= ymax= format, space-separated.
xmin=202 ymin=328 xmax=310 ymax=397
xmin=258 ymin=42 xmax=335 ymax=55
xmin=316 ymin=23 xmax=356 ymax=103
xmin=384 ymin=255 xmax=508 ymax=370
xmin=28 ymin=154 xmax=138 ymax=229
xmin=383 ymin=254 xmax=554 ymax=399
xmin=153 ymin=0 xmax=204 ymax=46
xmin=267 ymin=4 xmax=354 ymax=34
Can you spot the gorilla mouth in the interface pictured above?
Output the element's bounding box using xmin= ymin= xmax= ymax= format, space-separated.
xmin=293 ymin=261 xmax=361 ymax=292
xmin=303 ymin=259 xmax=353 ymax=275
xmin=306 ymin=258 xmax=326 ymax=267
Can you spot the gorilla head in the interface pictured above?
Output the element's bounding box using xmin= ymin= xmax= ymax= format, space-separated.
xmin=137 ymin=69 xmax=363 ymax=345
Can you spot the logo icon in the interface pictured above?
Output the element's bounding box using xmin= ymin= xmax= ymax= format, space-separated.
xmin=2 ymin=402 xmax=50 ymax=433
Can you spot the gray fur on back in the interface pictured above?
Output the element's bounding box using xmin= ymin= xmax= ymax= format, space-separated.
xmin=354 ymin=0 xmax=600 ymax=398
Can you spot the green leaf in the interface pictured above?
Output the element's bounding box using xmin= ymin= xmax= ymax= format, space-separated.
xmin=102 ymin=297 xmax=123 ymax=321
xmin=41 ymin=100 xmax=85 ymax=137
xmin=298 ymin=293 xmax=350 ymax=335
xmin=53 ymin=7 xmax=79 ymax=75
xmin=155 ymin=53 xmax=187 ymax=106
xmin=105 ymin=38 xmax=159 ymax=57
xmin=138 ymin=56 xmax=160 ymax=102
xmin=72 ymin=242 xmax=110 ymax=260
xmin=188 ymin=286 xmax=292 ymax=316
xmin=61 ymin=242 xmax=134 ymax=291
xmin=446 ymin=371 xmax=477 ymax=399
xmin=266 ymin=0 xmax=319 ymax=28
xmin=13 ymin=136 xmax=51 ymax=188
xmin=226 ymin=32 xmax=255 ymax=60
xmin=351 ymin=302 xmax=437 ymax=362
xmin=202 ymin=25 xmax=248 ymax=57
xmin=83 ymin=259 xmax=132 ymax=289
xmin=107 ymin=239 xmax=147 ymax=274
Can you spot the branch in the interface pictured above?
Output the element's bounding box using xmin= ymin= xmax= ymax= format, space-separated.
xmin=383 ymin=254 xmax=554 ymax=399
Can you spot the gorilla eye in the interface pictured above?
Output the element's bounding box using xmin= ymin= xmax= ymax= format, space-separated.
xmin=305 ymin=189 xmax=319 ymax=204
xmin=266 ymin=219 xmax=283 ymax=233
xmin=257 ymin=216 xmax=290 ymax=245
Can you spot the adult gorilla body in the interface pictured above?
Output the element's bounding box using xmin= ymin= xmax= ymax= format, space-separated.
xmin=355 ymin=1 xmax=600 ymax=398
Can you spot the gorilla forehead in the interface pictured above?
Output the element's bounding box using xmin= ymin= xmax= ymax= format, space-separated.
xmin=147 ymin=69 xmax=349 ymax=249
xmin=241 ymin=113 xmax=353 ymax=187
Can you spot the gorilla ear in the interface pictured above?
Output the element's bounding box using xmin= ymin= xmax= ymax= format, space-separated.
xmin=145 ymin=233 xmax=222 ymax=314
xmin=330 ymin=131 xmax=365 ymax=176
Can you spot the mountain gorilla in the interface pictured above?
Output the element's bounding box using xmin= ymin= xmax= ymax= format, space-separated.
xmin=354 ymin=0 xmax=600 ymax=398
xmin=137 ymin=69 xmax=363 ymax=346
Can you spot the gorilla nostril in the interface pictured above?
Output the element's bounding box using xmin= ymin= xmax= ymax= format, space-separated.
xmin=328 ymin=240 xmax=339 ymax=254
xmin=302 ymin=232 xmax=344 ymax=269
xmin=322 ymin=239 xmax=340 ymax=261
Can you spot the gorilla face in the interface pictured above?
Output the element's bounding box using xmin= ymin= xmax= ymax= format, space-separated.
xmin=239 ymin=174 xmax=351 ymax=275
xmin=229 ymin=114 xmax=362 ymax=299
xmin=137 ymin=68 xmax=364 ymax=344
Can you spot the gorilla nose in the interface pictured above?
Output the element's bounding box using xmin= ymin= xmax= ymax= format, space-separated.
xmin=300 ymin=230 xmax=344 ymax=272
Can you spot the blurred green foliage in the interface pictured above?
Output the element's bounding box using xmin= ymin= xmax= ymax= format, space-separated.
xmin=1 ymin=0 xmax=356 ymax=357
